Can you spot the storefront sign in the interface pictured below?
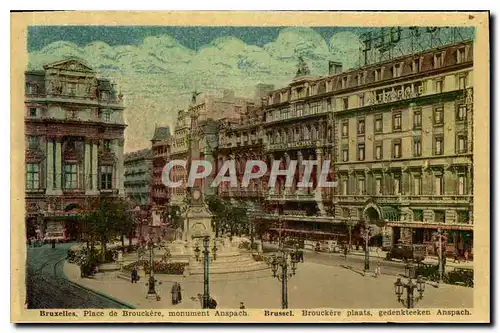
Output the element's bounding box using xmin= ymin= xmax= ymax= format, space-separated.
xmin=366 ymin=82 xmax=424 ymax=106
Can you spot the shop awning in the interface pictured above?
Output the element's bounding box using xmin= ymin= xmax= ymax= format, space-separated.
xmin=387 ymin=222 xmax=473 ymax=231
xmin=269 ymin=228 xmax=343 ymax=237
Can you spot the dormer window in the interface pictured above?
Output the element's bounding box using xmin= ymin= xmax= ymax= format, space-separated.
xmin=393 ymin=63 xmax=402 ymax=78
xmin=434 ymin=53 xmax=442 ymax=69
xmin=341 ymin=77 xmax=348 ymax=89
xmin=457 ymin=47 xmax=466 ymax=64
xmin=412 ymin=58 xmax=420 ymax=73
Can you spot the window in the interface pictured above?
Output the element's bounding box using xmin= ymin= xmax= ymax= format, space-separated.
xmin=457 ymin=211 xmax=469 ymax=224
xmin=435 ymin=175 xmax=443 ymax=195
xmin=29 ymin=107 xmax=37 ymax=118
xmin=342 ymin=146 xmax=349 ymax=162
xmin=434 ymin=53 xmax=442 ymax=69
xmin=434 ymin=106 xmax=444 ymax=125
xmin=341 ymin=121 xmax=349 ymax=137
xmin=457 ymin=48 xmax=466 ymax=64
xmin=309 ymin=103 xmax=320 ymax=115
xmin=100 ymin=165 xmax=113 ymax=190
xmin=393 ymin=64 xmax=402 ymax=78
xmin=458 ymin=175 xmax=466 ymax=195
xmin=413 ymin=136 xmax=422 ymax=157
xmin=375 ymin=68 xmax=382 ymax=81
xmin=413 ymin=176 xmax=422 ymax=195
xmin=343 ymin=98 xmax=349 ymax=110
xmin=458 ymin=75 xmax=467 ymax=90
xmin=457 ymin=134 xmax=467 ymax=153
xmin=357 ymin=119 xmax=365 ymax=135
xmin=412 ymin=58 xmax=420 ymax=73
xmin=413 ymin=110 xmax=422 ymax=129
xmin=393 ymin=112 xmax=402 ymax=131
xmin=359 ymin=94 xmax=365 ymax=107
xmin=68 ymin=82 xmax=77 ymax=96
xmin=375 ymin=141 xmax=383 ymax=160
xmin=375 ymin=178 xmax=382 ymax=195
xmin=434 ymin=135 xmax=444 ymax=155
xmin=456 ymin=104 xmax=467 ymax=121
xmin=326 ymin=99 xmax=332 ymax=111
xmin=101 ymin=91 xmax=109 ymax=100
xmin=342 ymin=179 xmax=348 ymax=195
xmin=342 ymin=208 xmax=350 ymax=218
xmin=357 ymin=178 xmax=365 ymax=195
xmin=103 ymin=139 xmax=111 ymax=151
xmin=64 ymin=164 xmax=78 ymax=189
xmin=434 ymin=210 xmax=445 ymax=223
xmin=357 ymin=144 xmax=365 ymax=161
xmin=393 ymin=140 xmax=402 ymax=158
xmin=394 ymin=175 xmax=401 ymax=195
xmin=26 ymin=163 xmax=39 ymax=190
xmin=27 ymin=136 xmax=39 ymax=150
xmin=374 ymin=115 xmax=383 ymax=133
xmin=296 ymin=104 xmax=303 ymax=117
xmin=342 ymin=76 xmax=348 ymax=89
xmin=435 ymin=80 xmax=443 ymax=93
xmin=414 ymin=209 xmax=424 ymax=222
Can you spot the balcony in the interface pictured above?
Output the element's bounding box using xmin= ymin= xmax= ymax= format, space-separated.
xmin=266 ymin=192 xmax=315 ymax=201
xmin=334 ymin=194 xmax=472 ymax=205
xmin=265 ymin=139 xmax=327 ymax=152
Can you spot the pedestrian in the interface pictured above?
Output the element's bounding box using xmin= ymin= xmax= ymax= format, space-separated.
xmin=177 ymin=282 xmax=182 ymax=304
xmin=240 ymin=302 xmax=246 ymax=309
xmin=51 ymin=239 xmax=56 ymax=249
xmin=343 ymin=244 xmax=348 ymax=258
xmin=131 ymin=267 xmax=139 ymax=283
xmin=171 ymin=283 xmax=179 ymax=305
xmin=453 ymin=249 xmax=460 ymax=263
xmin=374 ymin=261 xmax=381 ymax=278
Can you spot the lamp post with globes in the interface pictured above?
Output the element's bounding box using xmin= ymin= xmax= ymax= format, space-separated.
xmin=194 ymin=235 xmax=218 ymax=308
xmin=268 ymin=243 xmax=300 ymax=309
xmin=393 ymin=262 xmax=426 ymax=308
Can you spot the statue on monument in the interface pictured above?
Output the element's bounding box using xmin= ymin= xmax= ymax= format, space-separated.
xmin=296 ymin=56 xmax=311 ymax=77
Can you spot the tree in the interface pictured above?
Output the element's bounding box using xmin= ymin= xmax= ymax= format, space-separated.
xmin=205 ymin=196 xmax=251 ymax=238
xmin=79 ymin=197 xmax=133 ymax=262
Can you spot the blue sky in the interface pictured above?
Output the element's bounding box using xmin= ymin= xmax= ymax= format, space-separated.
xmin=28 ymin=26 xmax=371 ymax=52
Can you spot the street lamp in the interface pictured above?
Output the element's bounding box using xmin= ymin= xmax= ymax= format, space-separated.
xmin=393 ymin=262 xmax=426 ymax=308
xmin=194 ymin=235 xmax=217 ymax=309
xmin=268 ymin=244 xmax=301 ymax=309
xmin=145 ymin=236 xmax=162 ymax=301
xmin=362 ymin=226 xmax=372 ymax=271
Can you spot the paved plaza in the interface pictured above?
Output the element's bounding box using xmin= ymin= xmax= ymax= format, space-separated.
xmin=63 ymin=260 xmax=473 ymax=309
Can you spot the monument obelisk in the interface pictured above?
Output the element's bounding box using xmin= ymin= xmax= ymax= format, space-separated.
xmin=183 ymin=93 xmax=214 ymax=241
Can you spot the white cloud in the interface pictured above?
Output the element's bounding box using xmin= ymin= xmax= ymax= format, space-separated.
xmin=28 ymin=29 xmax=363 ymax=152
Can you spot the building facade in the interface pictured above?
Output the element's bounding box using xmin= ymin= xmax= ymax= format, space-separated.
xmin=124 ymin=148 xmax=152 ymax=206
xmin=25 ymin=58 xmax=126 ymax=241
xmin=214 ymin=40 xmax=474 ymax=255
xmin=332 ymin=41 xmax=474 ymax=255
xmin=150 ymin=126 xmax=172 ymax=207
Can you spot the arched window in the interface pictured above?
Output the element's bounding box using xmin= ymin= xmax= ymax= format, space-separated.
xmin=303 ymin=126 xmax=310 ymax=140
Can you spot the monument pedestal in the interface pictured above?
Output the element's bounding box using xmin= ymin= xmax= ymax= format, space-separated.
xmin=183 ymin=204 xmax=214 ymax=240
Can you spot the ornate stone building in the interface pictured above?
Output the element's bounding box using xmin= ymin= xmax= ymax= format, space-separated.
xmin=24 ymin=58 xmax=126 ymax=241
xmin=332 ymin=41 xmax=474 ymax=255
xmin=124 ymin=148 xmax=152 ymax=206
xmin=150 ymin=126 xmax=171 ymax=207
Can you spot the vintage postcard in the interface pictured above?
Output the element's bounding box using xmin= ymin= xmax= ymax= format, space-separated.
xmin=11 ymin=11 xmax=490 ymax=323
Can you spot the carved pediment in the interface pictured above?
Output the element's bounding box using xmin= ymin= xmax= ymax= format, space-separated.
xmin=44 ymin=58 xmax=95 ymax=73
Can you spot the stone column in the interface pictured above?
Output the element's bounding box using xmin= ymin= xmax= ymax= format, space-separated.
xmin=315 ymin=148 xmax=325 ymax=215
xmin=84 ymin=139 xmax=92 ymax=194
xmin=46 ymin=138 xmax=54 ymax=194
xmin=53 ymin=138 xmax=63 ymax=195
xmin=92 ymin=140 xmax=99 ymax=192
xmin=115 ymin=138 xmax=125 ymax=195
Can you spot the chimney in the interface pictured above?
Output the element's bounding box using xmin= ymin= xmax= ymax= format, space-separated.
xmin=329 ymin=61 xmax=343 ymax=75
